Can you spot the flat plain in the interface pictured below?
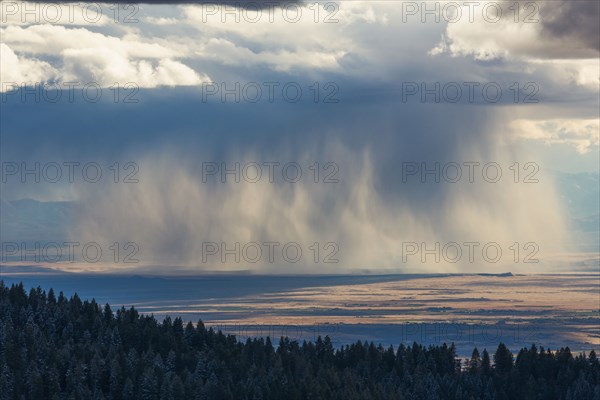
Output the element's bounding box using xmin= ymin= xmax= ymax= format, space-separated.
xmin=2 ymin=271 xmax=598 ymax=356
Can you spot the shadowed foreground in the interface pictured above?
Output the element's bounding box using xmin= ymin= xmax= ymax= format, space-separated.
xmin=1 ymin=282 xmax=599 ymax=400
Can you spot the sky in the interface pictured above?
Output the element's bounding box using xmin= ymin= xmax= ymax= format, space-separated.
xmin=0 ymin=1 xmax=599 ymax=274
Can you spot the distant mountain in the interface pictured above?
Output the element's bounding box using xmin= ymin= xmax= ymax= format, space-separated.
xmin=0 ymin=264 xmax=67 ymax=274
xmin=475 ymin=272 xmax=514 ymax=277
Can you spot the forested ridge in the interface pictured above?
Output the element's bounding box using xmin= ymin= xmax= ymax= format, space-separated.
xmin=1 ymin=281 xmax=599 ymax=400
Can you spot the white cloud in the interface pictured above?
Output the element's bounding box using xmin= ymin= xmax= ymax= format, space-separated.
xmin=0 ymin=1 xmax=113 ymax=26
xmin=529 ymin=59 xmax=600 ymax=88
xmin=0 ymin=43 xmax=57 ymax=86
xmin=1 ymin=2 xmax=396 ymax=88
xmin=429 ymin=15 xmax=542 ymax=61
xmin=0 ymin=24 xmax=209 ymax=89
xmin=429 ymin=1 xmax=599 ymax=90
xmin=60 ymin=47 xmax=208 ymax=87
xmin=146 ymin=16 xmax=178 ymax=26
xmin=511 ymin=118 xmax=600 ymax=154
xmin=430 ymin=1 xmax=598 ymax=61
xmin=2 ymin=24 xmax=180 ymax=58
xmin=197 ymin=37 xmax=346 ymax=72
xmin=181 ymin=2 xmax=389 ymax=73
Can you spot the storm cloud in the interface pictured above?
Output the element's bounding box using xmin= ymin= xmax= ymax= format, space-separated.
xmin=540 ymin=0 xmax=600 ymax=56
xmin=1 ymin=1 xmax=596 ymax=273
xmin=24 ymin=0 xmax=302 ymax=7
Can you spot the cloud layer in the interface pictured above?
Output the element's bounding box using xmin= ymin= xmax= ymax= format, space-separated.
xmin=1 ymin=1 xmax=597 ymax=273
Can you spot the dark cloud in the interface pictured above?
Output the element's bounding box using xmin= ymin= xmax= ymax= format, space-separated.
xmin=0 ymin=79 xmax=497 ymax=208
xmin=0 ymin=2 xmax=583 ymax=270
xmin=31 ymin=0 xmax=302 ymax=7
xmin=540 ymin=1 xmax=600 ymax=55
xmin=1 ymin=87 xmax=569 ymax=270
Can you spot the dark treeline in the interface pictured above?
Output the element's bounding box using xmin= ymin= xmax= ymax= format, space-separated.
xmin=0 ymin=282 xmax=599 ymax=400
